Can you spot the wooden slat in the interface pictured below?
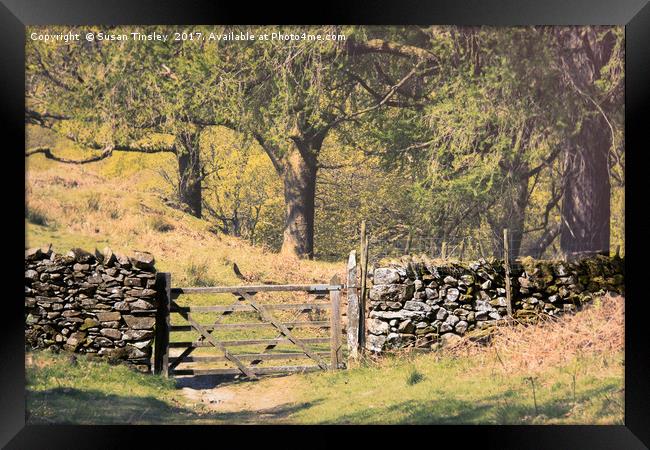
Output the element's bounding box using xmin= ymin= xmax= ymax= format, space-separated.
xmin=171 ymin=352 xmax=331 ymax=363
xmin=170 ymin=302 xmax=332 ymax=313
xmin=165 ymin=281 xmax=342 ymax=377
xmin=171 ymin=284 xmax=342 ymax=296
xmin=171 ymin=365 xmax=326 ymax=376
xmin=169 ymin=321 xmax=330 ymax=332
xmin=249 ymin=309 xmax=303 ymax=365
xmin=167 ymin=346 xmax=194 ymax=372
xmin=168 ymin=292 xmax=247 ymax=372
xmin=169 ymin=337 xmax=330 ymax=348
xmin=176 ymin=310 xmax=257 ymax=379
xmin=237 ymin=291 xmax=329 ymax=370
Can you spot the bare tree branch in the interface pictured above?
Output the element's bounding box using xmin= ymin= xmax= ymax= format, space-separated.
xmin=346 ymin=38 xmax=438 ymax=62
xmin=25 ymin=141 xmax=176 ymax=164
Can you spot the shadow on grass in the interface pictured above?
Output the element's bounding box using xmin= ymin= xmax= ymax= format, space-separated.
xmin=26 ymin=376 xmax=623 ymax=425
xmin=173 ymin=372 xmax=307 ymax=389
xmin=175 ymin=374 xmax=250 ymax=389
xmin=27 ymin=387 xmax=320 ymax=425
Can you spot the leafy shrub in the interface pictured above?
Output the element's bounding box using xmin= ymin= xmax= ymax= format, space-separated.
xmin=185 ymin=259 xmax=215 ymax=286
xmin=26 ymin=206 xmax=49 ymax=226
xmin=406 ymin=367 xmax=425 ymax=385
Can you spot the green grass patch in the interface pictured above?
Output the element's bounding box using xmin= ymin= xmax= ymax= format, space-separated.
xmin=287 ymin=351 xmax=624 ymax=424
xmin=406 ymin=366 xmax=425 ymax=385
xmin=27 ymin=350 xmax=186 ymax=424
xmin=25 ymin=350 xmax=269 ymax=424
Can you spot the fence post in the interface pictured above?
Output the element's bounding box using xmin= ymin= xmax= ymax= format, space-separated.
xmin=503 ymin=229 xmax=513 ymax=318
xmin=359 ymin=221 xmax=369 ymax=353
xmin=346 ymin=250 xmax=360 ymax=359
xmin=329 ymin=274 xmax=342 ymax=369
xmin=477 ymin=238 xmax=486 ymax=259
xmin=405 ymin=231 xmax=412 ymax=254
xmin=154 ymin=272 xmax=171 ymax=377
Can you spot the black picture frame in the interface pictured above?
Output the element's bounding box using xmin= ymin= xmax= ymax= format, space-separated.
xmin=2 ymin=0 xmax=648 ymax=448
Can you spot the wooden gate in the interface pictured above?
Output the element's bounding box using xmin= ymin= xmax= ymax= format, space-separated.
xmin=153 ymin=273 xmax=344 ymax=378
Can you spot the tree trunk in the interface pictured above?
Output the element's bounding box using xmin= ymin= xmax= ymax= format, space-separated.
xmin=560 ymin=115 xmax=611 ymax=258
xmin=176 ymin=131 xmax=203 ymax=218
xmin=279 ymin=146 xmax=318 ymax=259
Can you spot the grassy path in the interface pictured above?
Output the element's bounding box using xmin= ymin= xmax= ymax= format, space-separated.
xmin=26 ymin=348 xmax=623 ymax=425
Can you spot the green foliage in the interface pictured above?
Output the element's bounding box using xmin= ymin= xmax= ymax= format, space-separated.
xmin=26 ymin=25 xmax=624 ymax=260
xmin=315 ymin=139 xmax=423 ymax=260
xmin=406 ymin=367 xmax=425 ymax=385
xmin=200 ymin=127 xmax=283 ymax=247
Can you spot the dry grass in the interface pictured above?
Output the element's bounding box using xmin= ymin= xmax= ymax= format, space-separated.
xmin=448 ymin=294 xmax=624 ymax=375
xmin=25 ymin=157 xmax=343 ymax=288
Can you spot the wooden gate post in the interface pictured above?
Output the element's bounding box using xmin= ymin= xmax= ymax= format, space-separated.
xmin=346 ymin=250 xmax=360 ymax=359
xmin=503 ymin=229 xmax=513 ymax=318
xmin=329 ymin=275 xmax=342 ymax=369
xmin=154 ymin=272 xmax=171 ymax=377
xmin=359 ymin=221 xmax=369 ymax=353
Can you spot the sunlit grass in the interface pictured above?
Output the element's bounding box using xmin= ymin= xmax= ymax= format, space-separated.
xmin=285 ymin=350 xmax=623 ymax=424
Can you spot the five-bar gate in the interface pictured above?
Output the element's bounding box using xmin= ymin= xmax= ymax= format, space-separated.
xmin=153 ymin=273 xmax=344 ymax=379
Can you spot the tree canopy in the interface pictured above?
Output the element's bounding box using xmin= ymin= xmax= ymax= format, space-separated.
xmin=26 ymin=25 xmax=625 ymax=261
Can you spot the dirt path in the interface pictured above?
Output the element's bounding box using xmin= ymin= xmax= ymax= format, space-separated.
xmin=177 ymin=374 xmax=310 ymax=423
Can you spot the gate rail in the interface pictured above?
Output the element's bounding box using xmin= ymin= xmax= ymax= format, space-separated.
xmin=153 ymin=273 xmax=344 ymax=378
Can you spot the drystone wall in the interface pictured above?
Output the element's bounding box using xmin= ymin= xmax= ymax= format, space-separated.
xmin=366 ymin=255 xmax=624 ymax=352
xmin=25 ymin=245 xmax=159 ymax=373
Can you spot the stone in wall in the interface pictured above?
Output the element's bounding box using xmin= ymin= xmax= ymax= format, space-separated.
xmin=366 ymin=254 xmax=624 ymax=353
xmin=24 ymin=245 xmax=158 ymax=373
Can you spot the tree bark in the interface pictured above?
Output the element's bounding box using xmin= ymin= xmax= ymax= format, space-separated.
xmin=176 ymin=130 xmax=203 ymax=218
xmin=554 ymin=27 xmax=618 ymax=259
xmin=560 ymin=115 xmax=611 ymax=258
xmin=279 ymin=146 xmax=318 ymax=259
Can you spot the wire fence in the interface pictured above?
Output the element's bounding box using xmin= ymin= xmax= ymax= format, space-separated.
xmin=365 ymin=228 xmax=564 ymax=271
